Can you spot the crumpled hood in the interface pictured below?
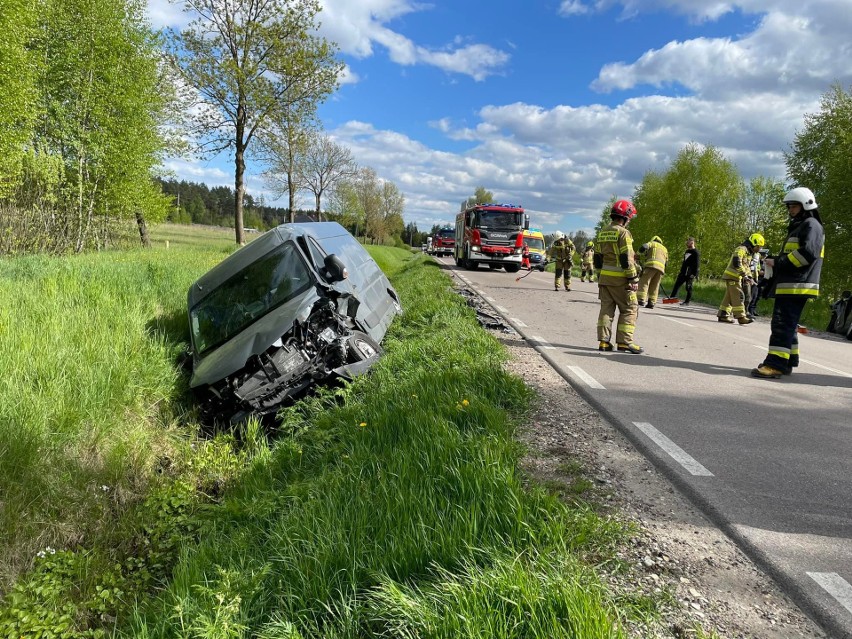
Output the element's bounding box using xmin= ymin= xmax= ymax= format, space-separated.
xmin=190 ymin=289 xmax=320 ymax=388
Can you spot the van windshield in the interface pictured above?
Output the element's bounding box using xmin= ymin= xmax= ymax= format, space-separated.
xmin=525 ymin=237 xmax=545 ymax=251
xmin=190 ymin=242 xmax=313 ymax=355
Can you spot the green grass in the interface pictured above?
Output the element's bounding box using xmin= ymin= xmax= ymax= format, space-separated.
xmin=0 ymin=227 xmax=689 ymax=637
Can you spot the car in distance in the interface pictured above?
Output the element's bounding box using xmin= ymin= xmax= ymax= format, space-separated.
xmin=186 ymin=222 xmax=402 ymax=425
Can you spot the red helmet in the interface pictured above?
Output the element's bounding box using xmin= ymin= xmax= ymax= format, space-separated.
xmin=611 ymin=199 xmax=637 ymax=220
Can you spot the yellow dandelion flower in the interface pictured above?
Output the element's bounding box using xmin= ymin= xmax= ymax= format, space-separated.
xmin=359 ymin=422 xmax=367 ymax=428
xmin=462 ymin=399 xmax=469 ymax=406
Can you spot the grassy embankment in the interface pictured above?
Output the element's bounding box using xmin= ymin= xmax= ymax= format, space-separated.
xmin=1 ymin=224 xmax=713 ymax=637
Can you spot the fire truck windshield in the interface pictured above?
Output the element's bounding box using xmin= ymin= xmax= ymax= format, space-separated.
xmin=476 ymin=210 xmax=522 ymax=229
xmin=438 ymin=229 xmax=454 ymax=238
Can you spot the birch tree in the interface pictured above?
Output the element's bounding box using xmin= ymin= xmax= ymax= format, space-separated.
xmin=302 ymin=135 xmax=356 ymax=221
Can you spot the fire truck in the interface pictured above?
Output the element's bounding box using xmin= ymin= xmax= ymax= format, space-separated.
xmin=431 ymin=227 xmax=455 ymax=256
xmin=454 ymin=203 xmax=529 ymax=272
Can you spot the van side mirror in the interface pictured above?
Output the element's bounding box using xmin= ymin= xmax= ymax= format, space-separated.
xmin=323 ymin=254 xmax=348 ymax=283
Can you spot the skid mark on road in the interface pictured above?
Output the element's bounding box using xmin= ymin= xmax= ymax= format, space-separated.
xmin=807 ymin=572 xmax=852 ymax=615
xmin=632 ymin=422 xmax=714 ymax=476
xmin=567 ymin=365 xmax=605 ymax=389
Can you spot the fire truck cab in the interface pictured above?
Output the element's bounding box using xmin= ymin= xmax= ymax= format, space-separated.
xmin=432 ymin=227 xmax=455 ymax=256
xmin=454 ymin=203 xmax=529 ymax=272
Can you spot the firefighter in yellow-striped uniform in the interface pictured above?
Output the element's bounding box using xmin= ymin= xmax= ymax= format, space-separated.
xmin=752 ymin=187 xmax=825 ymax=379
xmin=594 ymin=199 xmax=642 ymax=353
xmin=580 ymin=241 xmax=595 ymax=282
xmin=636 ymin=235 xmax=668 ymax=308
xmin=547 ymin=231 xmax=575 ymax=291
xmin=718 ymin=234 xmax=763 ymax=324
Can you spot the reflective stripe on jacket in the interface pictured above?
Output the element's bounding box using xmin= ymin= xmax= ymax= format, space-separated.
xmin=773 ymin=213 xmax=824 ymax=297
xmin=643 ymin=240 xmax=668 ymax=273
xmin=548 ymin=238 xmax=575 ymax=265
xmin=723 ymin=245 xmax=751 ymax=281
xmin=595 ymin=223 xmax=637 ymax=285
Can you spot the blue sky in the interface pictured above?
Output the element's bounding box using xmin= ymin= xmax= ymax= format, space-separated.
xmin=147 ymin=0 xmax=852 ymax=236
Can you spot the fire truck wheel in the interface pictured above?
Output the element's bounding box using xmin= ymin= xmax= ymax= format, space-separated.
xmin=505 ymin=264 xmax=521 ymax=273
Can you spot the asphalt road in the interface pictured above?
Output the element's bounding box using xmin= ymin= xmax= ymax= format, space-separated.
xmin=438 ymin=257 xmax=852 ymax=639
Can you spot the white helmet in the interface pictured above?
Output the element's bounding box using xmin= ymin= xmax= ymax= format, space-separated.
xmin=784 ymin=187 xmax=818 ymax=211
xmin=553 ymin=231 xmax=565 ymax=240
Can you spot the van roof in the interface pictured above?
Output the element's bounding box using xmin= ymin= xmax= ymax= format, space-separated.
xmin=189 ymin=222 xmax=350 ymax=306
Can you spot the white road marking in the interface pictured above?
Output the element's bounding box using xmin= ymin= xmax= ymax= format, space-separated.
xmin=494 ymin=305 xmax=509 ymax=314
xmin=567 ymin=366 xmax=606 ymax=390
xmin=530 ymin=336 xmax=555 ymax=350
xmin=483 ymin=296 xmax=495 ymax=303
xmin=807 ymin=572 xmax=852 ymax=615
xmin=750 ymin=345 xmax=852 ymax=378
xmin=511 ymin=318 xmax=527 ymax=327
xmin=658 ymin=316 xmax=694 ymax=327
xmin=632 ymin=422 xmax=714 ymax=477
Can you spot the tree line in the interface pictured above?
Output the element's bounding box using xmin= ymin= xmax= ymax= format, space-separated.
xmin=605 ymin=82 xmax=851 ymax=298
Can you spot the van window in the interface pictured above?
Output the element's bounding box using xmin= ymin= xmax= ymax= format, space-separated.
xmin=190 ymin=242 xmax=312 ymax=355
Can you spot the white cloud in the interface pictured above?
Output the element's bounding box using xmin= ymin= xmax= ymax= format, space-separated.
xmin=591 ymin=8 xmax=852 ymax=99
xmin=558 ymin=1 xmax=593 ymax=16
xmin=145 ymin=0 xmax=191 ymax=29
xmin=318 ymin=0 xmax=511 ymax=80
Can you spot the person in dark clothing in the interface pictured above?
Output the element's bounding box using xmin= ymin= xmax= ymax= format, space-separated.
xmin=751 ymin=187 xmax=824 ymax=379
xmin=668 ymin=237 xmax=700 ymax=305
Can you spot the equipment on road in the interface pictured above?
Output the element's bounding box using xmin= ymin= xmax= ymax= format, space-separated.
xmin=514 ymin=260 xmax=548 ymax=282
xmin=659 ymin=282 xmax=679 ymax=304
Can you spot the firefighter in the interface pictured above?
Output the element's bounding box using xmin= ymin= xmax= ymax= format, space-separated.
xmin=580 ymin=241 xmax=595 ymax=282
xmin=521 ymin=243 xmax=531 ymax=270
xmin=547 ymin=231 xmax=575 ymax=291
xmin=752 ymin=187 xmax=824 ymax=379
xmin=594 ymin=199 xmax=642 ymax=353
xmin=717 ymin=233 xmax=763 ymax=324
xmin=636 ymin=235 xmax=668 ymax=308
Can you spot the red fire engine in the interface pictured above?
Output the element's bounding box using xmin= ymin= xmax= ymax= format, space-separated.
xmin=454 ymin=203 xmax=529 ymax=272
xmin=431 ymin=226 xmax=455 ymax=256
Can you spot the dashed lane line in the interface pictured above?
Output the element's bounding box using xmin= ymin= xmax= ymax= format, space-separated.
xmin=632 ymin=422 xmax=714 ymax=477
xmin=750 ymin=344 xmax=852 ymax=378
xmin=567 ymin=365 xmax=606 ymax=390
xmin=510 ymin=318 xmax=528 ymax=327
xmin=807 ymin=572 xmax=852 ymax=615
xmin=530 ymin=336 xmax=555 ymax=350
xmin=657 ymin=315 xmax=695 ymax=328
xmin=494 ymin=305 xmax=509 ymax=314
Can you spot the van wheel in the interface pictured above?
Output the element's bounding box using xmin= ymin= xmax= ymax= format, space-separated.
xmin=346 ymin=331 xmax=382 ymax=363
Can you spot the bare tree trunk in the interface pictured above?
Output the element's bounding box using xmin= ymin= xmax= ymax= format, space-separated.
xmin=288 ymin=178 xmax=296 ymax=223
xmin=234 ymin=107 xmax=247 ymax=245
xmin=315 ymin=193 xmax=322 ymax=221
xmin=135 ymin=209 xmax=151 ymax=248
xmin=235 ymin=147 xmax=247 ymax=245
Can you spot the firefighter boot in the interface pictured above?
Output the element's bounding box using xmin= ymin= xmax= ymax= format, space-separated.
xmin=718 ymin=315 xmax=735 ymax=324
xmin=737 ymin=316 xmax=753 ymax=325
xmin=751 ymin=365 xmax=783 ymax=379
xmin=617 ymin=342 xmax=644 ymax=354
xmin=598 ymin=341 xmax=614 ymax=352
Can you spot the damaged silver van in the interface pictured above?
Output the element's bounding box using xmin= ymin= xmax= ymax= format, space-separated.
xmin=187 ymin=222 xmax=402 ymax=424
